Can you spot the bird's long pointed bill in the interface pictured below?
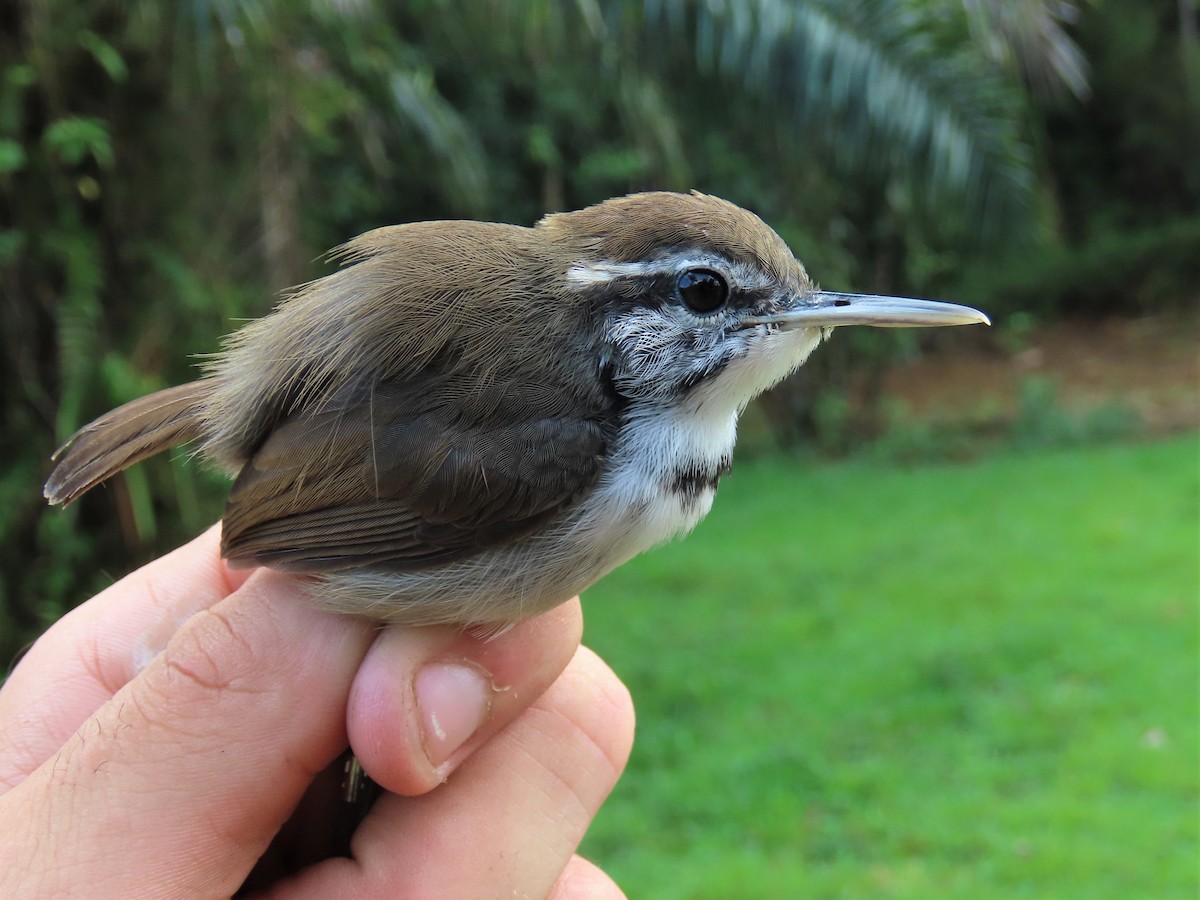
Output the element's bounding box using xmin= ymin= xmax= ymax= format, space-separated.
xmin=748 ymin=292 xmax=991 ymax=329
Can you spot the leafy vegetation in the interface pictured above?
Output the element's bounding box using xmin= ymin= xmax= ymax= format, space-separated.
xmin=582 ymin=434 xmax=1199 ymax=897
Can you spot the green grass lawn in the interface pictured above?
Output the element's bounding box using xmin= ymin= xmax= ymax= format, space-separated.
xmin=579 ymin=434 xmax=1199 ymax=899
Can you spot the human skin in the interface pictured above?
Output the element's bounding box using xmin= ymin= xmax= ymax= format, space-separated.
xmin=0 ymin=526 xmax=634 ymax=898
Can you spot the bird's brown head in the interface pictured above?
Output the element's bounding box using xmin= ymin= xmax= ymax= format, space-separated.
xmin=541 ymin=190 xmax=805 ymax=290
xmin=540 ymin=191 xmax=985 ymax=415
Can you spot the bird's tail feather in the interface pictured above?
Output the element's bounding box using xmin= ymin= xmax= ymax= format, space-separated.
xmin=44 ymin=381 xmax=214 ymax=506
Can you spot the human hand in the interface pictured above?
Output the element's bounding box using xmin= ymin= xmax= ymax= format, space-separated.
xmin=0 ymin=526 xmax=634 ymax=897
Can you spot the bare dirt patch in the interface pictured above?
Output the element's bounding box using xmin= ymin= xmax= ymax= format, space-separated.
xmin=879 ymin=314 xmax=1199 ymax=434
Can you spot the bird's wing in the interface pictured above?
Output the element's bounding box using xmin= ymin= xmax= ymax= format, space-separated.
xmin=220 ymin=380 xmax=607 ymax=572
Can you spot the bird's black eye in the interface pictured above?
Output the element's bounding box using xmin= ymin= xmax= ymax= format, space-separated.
xmin=677 ymin=269 xmax=729 ymax=314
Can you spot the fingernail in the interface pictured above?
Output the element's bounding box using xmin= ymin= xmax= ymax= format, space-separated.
xmin=415 ymin=661 xmax=492 ymax=768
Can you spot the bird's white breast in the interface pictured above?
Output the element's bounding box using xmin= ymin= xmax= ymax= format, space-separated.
xmin=569 ymin=399 xmax=736 ymax=564
xmin=529 ymin=324 xmax=825 ymax=610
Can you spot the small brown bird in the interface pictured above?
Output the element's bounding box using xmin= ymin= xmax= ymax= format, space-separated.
xmin=45 ymin=192 xmax=988 ymax=626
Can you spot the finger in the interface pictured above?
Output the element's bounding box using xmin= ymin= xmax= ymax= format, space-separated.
xmin=347 ymin=598 xmax=584 ymax=795
xmin=548 ymin=855 xmax=628 ymax=900
xmin=0 ymin=525 xmax=249 ymax=791
xmin=0 ymin=571 xmax=374 ymax=898
xmin=279 ymin=645 xmax=635 ymax=899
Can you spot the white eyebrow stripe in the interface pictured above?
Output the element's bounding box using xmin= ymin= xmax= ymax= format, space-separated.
xmin=565 ymin=261 xmax=654 ymax=286
xmin=566 ymin=251 xmax=741 ymax=286
xmin=567 ymin=255 xmax=776 ymax=295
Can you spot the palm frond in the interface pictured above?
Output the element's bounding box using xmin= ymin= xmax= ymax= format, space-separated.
xmin=642 ymin=0 xmax=1035 ymax=232
xmin=961 ymin=0 xmax=1089 ymax=100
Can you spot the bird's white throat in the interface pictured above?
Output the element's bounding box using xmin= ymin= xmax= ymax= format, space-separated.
xmin=584 ymin=322 xmax=825 ymax=556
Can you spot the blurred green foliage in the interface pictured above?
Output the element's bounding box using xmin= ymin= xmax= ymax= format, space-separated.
xmin=1 ymin=1 xmax=1196 ymax=659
